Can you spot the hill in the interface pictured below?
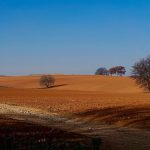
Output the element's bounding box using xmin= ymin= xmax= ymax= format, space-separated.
xmin=0 ymin=75 xmax=142 ymax=93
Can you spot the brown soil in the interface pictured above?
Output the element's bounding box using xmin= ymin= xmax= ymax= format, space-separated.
xmin=0 ymin=75 xmax=150 ymax=150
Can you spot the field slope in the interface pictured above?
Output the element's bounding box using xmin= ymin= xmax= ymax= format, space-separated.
xmin=0 ymin=75 xmax=150 ymax=150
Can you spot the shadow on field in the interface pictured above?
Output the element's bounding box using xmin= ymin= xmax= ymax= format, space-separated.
xmin=75 ymin=106 xmax=150 ymax=129
xmin=0 ymin=116 xmax=102 ymax=150
xmin=51 ymin=84 xmax=68 ymax=88
xmin=38 ymin=84 xmax=68 ymax=89
xmin=0 ymin=86 xmax=10 ymax=88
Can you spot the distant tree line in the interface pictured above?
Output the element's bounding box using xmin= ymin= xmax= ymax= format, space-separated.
xmin=95 ymin=66 xmax=126 ymax=76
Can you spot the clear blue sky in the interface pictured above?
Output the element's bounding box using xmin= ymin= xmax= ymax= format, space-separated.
xmin=0 ymin=0 xmax=150 ymax=75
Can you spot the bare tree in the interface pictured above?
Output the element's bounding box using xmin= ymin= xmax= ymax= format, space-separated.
xmin=132 ymin=56 xmax=150 ymax=91
xmin=39 ymin=75 xmax=55 ymax=88
xmin=109 ymin=67 xmax=117 ymax=76
xmin=95 ymin=67 xmax=108 ymax=75
xmin=109 ymin=66 xmax=126 ymax=76
xmin=115 ymin=66 xmax=126 ymax=76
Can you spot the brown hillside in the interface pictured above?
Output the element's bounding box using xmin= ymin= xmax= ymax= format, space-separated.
xmin=0 ymin=75 xmax=142 ymax=93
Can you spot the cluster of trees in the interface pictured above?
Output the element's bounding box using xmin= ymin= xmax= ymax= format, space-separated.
xmin=95 ymin=66 xmax=126 ymax=76
xmin=95 ymin=55 xmax=150 ymax=91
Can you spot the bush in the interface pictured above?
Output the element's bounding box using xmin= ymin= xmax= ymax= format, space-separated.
xmin=39 ymin=75 xmax=55 ymax=88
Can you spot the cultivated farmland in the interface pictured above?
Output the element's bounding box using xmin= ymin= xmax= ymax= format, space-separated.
xmin=0 ymin=75 xmax=150 ymax=150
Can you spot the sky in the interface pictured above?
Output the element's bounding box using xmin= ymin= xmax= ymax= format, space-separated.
xmin=0 ymin=0 xmax=150 ymax=75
